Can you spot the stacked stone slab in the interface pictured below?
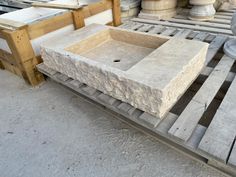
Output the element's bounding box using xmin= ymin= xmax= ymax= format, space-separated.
xmin=189 ymin=0 xmax=216 ymax=21
xmin=139 ymin=0 xmax=177 ymax=20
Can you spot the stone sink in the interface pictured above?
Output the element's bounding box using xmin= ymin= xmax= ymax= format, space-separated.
xmin=41 ymin=24 xmax=209 ymax=119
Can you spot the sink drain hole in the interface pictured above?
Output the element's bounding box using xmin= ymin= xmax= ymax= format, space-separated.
xmin=113 ymin=59 xmax=121 ymax=63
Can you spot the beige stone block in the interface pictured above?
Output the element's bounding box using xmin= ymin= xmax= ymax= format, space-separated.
xmin=41 ymin=24 xmax=208 ymax=119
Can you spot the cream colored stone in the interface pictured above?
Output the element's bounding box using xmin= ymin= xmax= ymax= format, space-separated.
xmin=41 ymin=24 xmax=209 ymax=119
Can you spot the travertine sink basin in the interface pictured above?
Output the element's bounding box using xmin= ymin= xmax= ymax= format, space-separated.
xmin=66 ymin=27 xmax=168 ymax=71
xmin=41 ymin=24 xmax=209 ymax=119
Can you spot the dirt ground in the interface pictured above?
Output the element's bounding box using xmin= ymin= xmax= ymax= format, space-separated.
xmin=0 ymin=70 xmax=228 ymax=177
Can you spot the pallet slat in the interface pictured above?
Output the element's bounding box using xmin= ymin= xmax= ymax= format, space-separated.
xmin=160 ymin=27 xmax=176 ymax=36
xmin=168 ymin=55 xmax=235 ymax=142
xmin=132 ymin=18 xmax=233 ymax=35
xmin=228 ymin=142 xmax=236 ymax=168
xmin=174 ymin=29 xmax=192 ymax=38
xmin=198 ymin=75 xmax=236 ymax=163
xmin=168 ymin=18 xmax=231 ymax=30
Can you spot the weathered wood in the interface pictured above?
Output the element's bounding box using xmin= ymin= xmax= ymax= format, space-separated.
xmin=0 ymin=48 xmax=16 ymax=65
xmin=0 ymin=60 xmax=22 ymax=76
xmin=37 ymin=62 xmax=236 ymax=176
xmin=228 ymin=141 xmax=236 ymax=168
xmin=168 ymin=18 xmax=231 ymax=30
xmin=174 ymin=29 xmax=192 ymax=38
xmin=3 ymin=28 xmax=44 ymax=86
xmin=147 ymin=25 xmax=165 ymax=34
xmin=168 ymin=55 xmax=235 ymax=142
xmin=27 ymin=12 xmax=73 ymax=39
xmin=174 ymin=14 xmax=231 ymax=25
xmin=136 ymin=25 xmax=153 ymax=32
xmin=205 ymin=35 xmax=228 ymax=65
xmin=160 ymin=27 xmax=176 ymax=36
xmin=32 ymin=2 xmax=84 ymax=10
xmin=112 ymin=0 xmax=121 ymax=26
xmin=0 ymin=0 xmax=119 ymax=86
xmin=0 ymin=60 xmax=4 ymax=69
xmin=0 ymin=18 xmax=27 ymax=30
xmin=198 ymin=75 xmax=236 ymax=163
xmin=193 ymin=32 xmax=209 ymax=41
xmin=214 ymin=14 xmax=232 ymax=20
xmin=132 ymin=18 xmax=233 ymax=35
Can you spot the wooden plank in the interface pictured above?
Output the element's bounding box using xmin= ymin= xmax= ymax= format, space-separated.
xmin=168 ymin=55 xmax=235 ymax=142
xmin=147 ymin=25 xmax=165 ymax=34
xmin=168 ymin=18 xmax=231 ymax=30
xmin=204 ymin=34 xmax=216 ymax=42
xmin=4 ymin=29 xmax=44 ymax=85
xmin=205 ymin=35 xmax=228 ymax=65
xmin=228 ymin=141 xmax=236 ymax=168
xmin=130 ymin=23 xmax=144 ymax=30
xmin=72 ymin=9 xmax=85 ymax=29
xmin=0 ymin=18 xmax=27 ymax=30
xmin=209 ymin=18 xmax=231 ymax=25
xmin=214 ymin=14 xmax=232 ymax=20
xmin=27 ymin=12 xmax=73 ymax=39
xmin=174 ymin=14 xmax=231 ymax=25
xmin=0 ymin=48 xmax=16 ymax=65
xmin=131 ymin=18 xmax=233 ymax=35
xmin=193 ymin=32 xmax=209 ymax=41
xmin=28 ymin=0 xmax=113 ymax=39
xmin=198 ymin=75 xmax=236 ymax=163
xmin=201 ymin=66 xmax=235 ymax=83
xmin=216 ymin=12 xmax=234 ymax=16
xmin=32 ymin=2 xmax=84 ymax=10
xmin=136 ymin=25 xmax=153 ymax=32
xmin=174 ymin=29 xmax=192 ymax=38
xmin=82 ymin=0 xmax=112 ymax=18
xmin=112 ymin=0 xmax=121 ymax=26
xmin=0 ymin=60 xmax=4 ymax=69
xmin=160 ymin=27 xmax=176 ymax=36
xmin=1 ymin=60 xmax=22 ymax=77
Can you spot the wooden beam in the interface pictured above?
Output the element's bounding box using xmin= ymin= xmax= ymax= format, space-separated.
xmin=0 ymin=48 xmax=16 ymax=65
xmin=112 ymin=0 xmax=121 ymax=26
xmin=82 ymin=0 xmax=112 ymax=18
xmin=32 ymin=2 xmax=84 ymax=10
xmin=72 ymin=9 xmax=85 ymax=29
xmin=168 ymin=55 xmax=235 ymax=142
xmin=0 ymin=18 xmax=27 ymax=30
xmin=0 ymin=60 xmax=4 ymax=69
xmin=198 ymin=75 xmax=236 ymax=163
xmin=3 ymin=28 xmax=44 ymax=86
xmin=27 ymin=12 xmax=73 ymax=39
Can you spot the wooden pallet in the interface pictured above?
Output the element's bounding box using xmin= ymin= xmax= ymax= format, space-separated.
xmin=37 ymin=23 xmax=236 ymax=176
xmin=133 ymin=6 xmax=236 ymax=36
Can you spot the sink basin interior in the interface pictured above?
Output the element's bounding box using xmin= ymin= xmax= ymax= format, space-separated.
xmin=65 ymin=28 xmax=168 ymax=71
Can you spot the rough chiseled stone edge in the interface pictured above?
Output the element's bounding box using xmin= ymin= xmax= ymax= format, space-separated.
xmin=41 ymin=40 xmax=207 ymax=119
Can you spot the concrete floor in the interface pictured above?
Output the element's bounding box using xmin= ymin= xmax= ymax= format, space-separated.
xmin=0 ymin=70 xmax=228 ymax=177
